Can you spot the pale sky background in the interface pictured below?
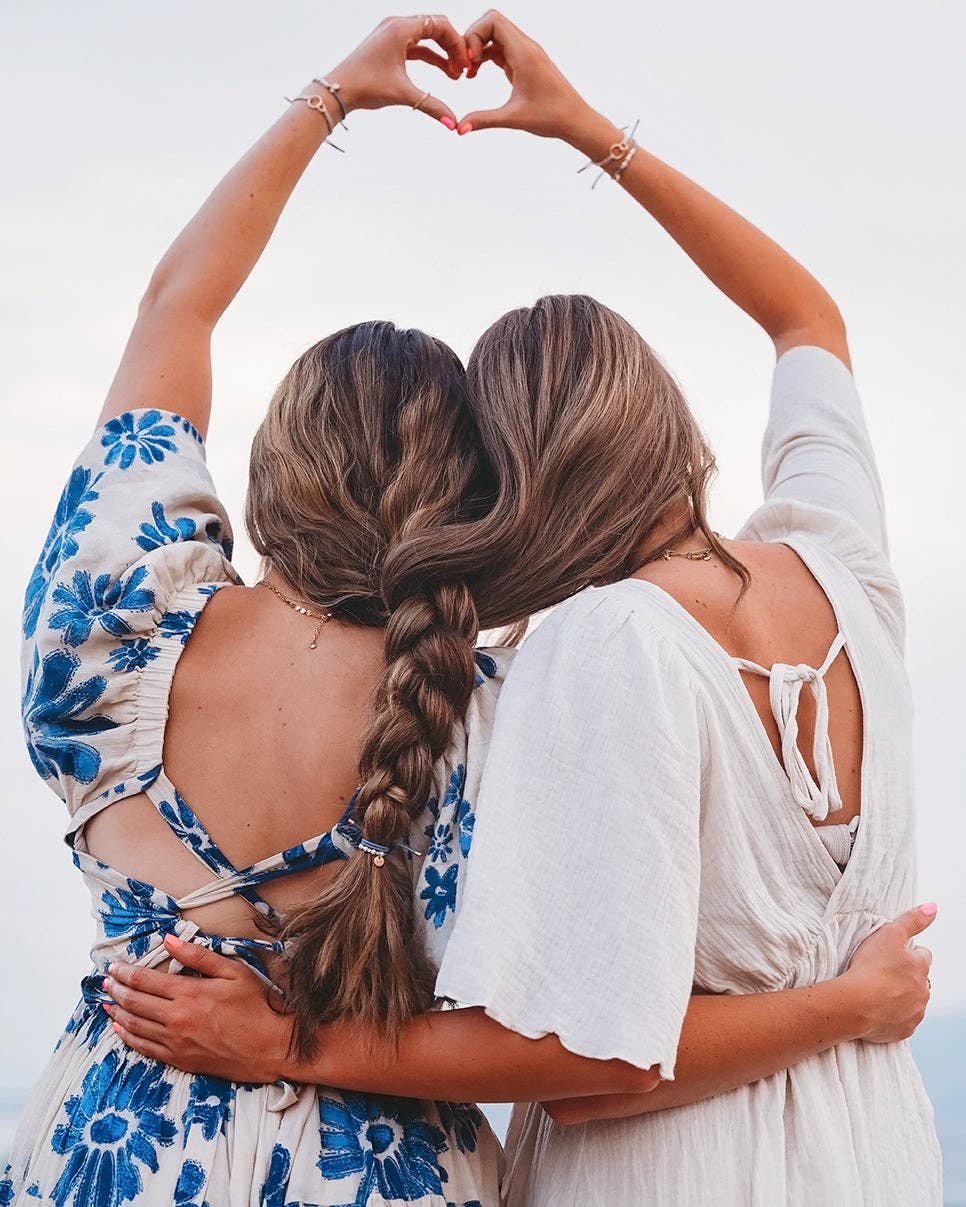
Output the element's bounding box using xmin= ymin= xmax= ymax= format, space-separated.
xmin=1 ymin=0 xmax=964 ymax=1111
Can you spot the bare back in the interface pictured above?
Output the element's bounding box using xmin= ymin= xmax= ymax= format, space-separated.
xmin=85 ymin=585 xmax=387 ymax=941
xmin=634 ymin=537 xmax=863 ymax=826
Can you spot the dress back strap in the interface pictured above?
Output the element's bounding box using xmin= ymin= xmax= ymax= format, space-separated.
xmin=735 ymin=633 xmax=847 ymax=821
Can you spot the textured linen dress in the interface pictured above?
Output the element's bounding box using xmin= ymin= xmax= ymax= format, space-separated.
xmin=5 ymin=410 xmax=508 ymax=1207
xmin=436 ymin=347 xmax=943 ymax=1206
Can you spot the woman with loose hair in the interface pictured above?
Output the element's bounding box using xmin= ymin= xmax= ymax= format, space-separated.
xmin=102 ymin=11 xmax=941 ymax=1207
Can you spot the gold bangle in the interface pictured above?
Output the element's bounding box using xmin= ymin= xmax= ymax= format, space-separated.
xmin=284 ymin=94 xmax=345 ymax=152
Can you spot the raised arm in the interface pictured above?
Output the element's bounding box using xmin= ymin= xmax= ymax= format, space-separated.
xmin=99 ymin=16 xmax=468 ymax=436
xmin=456 ymin=11 xmax=849 ymax=367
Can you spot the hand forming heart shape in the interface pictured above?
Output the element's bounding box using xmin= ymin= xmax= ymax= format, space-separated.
xmin=324 ymin=11 xmax=592 ymax=143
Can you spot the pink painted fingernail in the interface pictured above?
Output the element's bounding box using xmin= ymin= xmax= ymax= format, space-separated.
xmin=113 ymin=1021 xmax=122 ymax=1034
xmin=108 ymin=964 xmax=117 ymax=975
xmin=457 ymin=121 xmax=473 ymax=135
xmin=920 ymin=902 xmax=938 ymax=917
xmin=440 ymin=116 xmax=457 ymax=131
xmin=102 ymin=1003 xmax=112 ymax=1013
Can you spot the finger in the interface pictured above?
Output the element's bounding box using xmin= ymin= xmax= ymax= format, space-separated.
xmin=408 ymin=14 xmax=468 ymax=76
xmin=401 ymin=82 xmax=458 ymax=128
xmin=103 ymin=977 xmax=171 ymax=1023
xmin=914 ymin=945 xmax=934 ymax=971
xmin=164 ymin=933 xmax=239 ymax=977
xmin=892 ymin=903 xmax=939 ymax=942
xmin=108 ymin=960 xmax=182 ymax=999
xmin=406 ymin=45 xmax=451 ymax=73
xmin=456 ymin=101 xmax=522 ymax=135
xmin=111 ymin=1019 xmax=170 ymax=1065
xmin=104 ymin=1003 xmax=170 ymax=1043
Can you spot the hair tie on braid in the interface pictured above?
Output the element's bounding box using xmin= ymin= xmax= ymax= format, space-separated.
xmin=356 ymin=834 xmax=423 ymax=866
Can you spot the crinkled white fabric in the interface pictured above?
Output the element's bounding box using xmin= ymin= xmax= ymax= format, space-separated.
xmin=437 ymin=347 xmax=942 ymax=1206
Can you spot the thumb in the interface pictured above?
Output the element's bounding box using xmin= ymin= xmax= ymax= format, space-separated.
xmin=402 ymin=85 xmax=457 ymax=129
xmin=456 ymin=102 xmax=521 ymax=135
xmin=890 ymin=902 xmax=938 ymax=942
xmin=164 ymin=933 xmax=237 ymax=978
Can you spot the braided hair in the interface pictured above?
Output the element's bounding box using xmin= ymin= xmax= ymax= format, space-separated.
xmin=245 ymin=322 xmax=492 ymax=1055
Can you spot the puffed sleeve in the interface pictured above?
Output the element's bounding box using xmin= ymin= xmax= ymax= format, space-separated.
xmin=435 ymin=589 xmax=703 ymax=1079
xmin=739 ymin=346 xmax=904 ymax=649
xmin=21 ymin=409 xmax=239 ymax=833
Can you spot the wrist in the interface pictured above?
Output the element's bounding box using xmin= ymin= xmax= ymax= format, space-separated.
xmin=564 ymin=106 xmax=628 ymax=159
xmin=822 ymin=972 xmax=871 ymax=1043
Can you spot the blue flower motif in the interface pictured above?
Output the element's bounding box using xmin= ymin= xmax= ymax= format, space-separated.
xmin=23 ymin=648 xmax=118 ymax=784
xmin=473 ymin=650 xmax=498 ymax=687
xmin=435 ymin=1102 xmax=483 ymax=1155
xmin=157 ymin=792 xmax=235 ymax=876
xmin=420 ymin=864 xmax=459 ymax=930
xmin=134 ymin=501 xmax=197 ymax=553
xmin=158 ymin=610 xmax=197 ymax=644
xmin=259 ymin=1143 xmax=301 ymax=1207
xmin=101 ymin=411 xmax=178 ymax=470
xmin=50 ymin=566 xmax=156 ymax=648
xmin=23 ymin=466 xmax=102 ymax=638
xmin=50 ymin=1049 xmax=178 ymax=1207
xmin=100 ymin=878 xmax=180 ymax=959
xmin=173 ymin=415 xmax=204 ymax=443
xmin=173 ymin=1159 xmax=209 ymax=1207
xmin=0 ymin=1173 xmax=14 ymax=1204
xmin=425 ymin=821 xmax=454 ymax=864
xmin=106 ymin=639 xmax=159 ymax=673
xmin=456 ymin=796 xmax=475 ymax=858
xmin=182 ymin=1075 xmax=234 ymax=1141
xmin=318 ymin=1094 xmax=448 ymax=1204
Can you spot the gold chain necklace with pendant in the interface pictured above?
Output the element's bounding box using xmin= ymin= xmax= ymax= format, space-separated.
xmin=257 ymin=580 xmax=333 ymax=650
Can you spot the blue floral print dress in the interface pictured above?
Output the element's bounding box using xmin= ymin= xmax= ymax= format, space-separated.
xmin=5 ymin=410 xmax=509 ymax=1207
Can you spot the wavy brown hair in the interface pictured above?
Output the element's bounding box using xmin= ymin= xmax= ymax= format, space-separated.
xmin=250 ymin=300 xmax=743 ymax=1056
xmin=246 ymin=321 xmax=492 ymax=1056
xmin=464 ymin=293 xmax=748 ymax=634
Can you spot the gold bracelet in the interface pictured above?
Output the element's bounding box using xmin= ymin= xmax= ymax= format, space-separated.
xmin=578 ymin=118 xmax=640 ymax=189
xmin=284 ymin=93 xmax=345 ymax=152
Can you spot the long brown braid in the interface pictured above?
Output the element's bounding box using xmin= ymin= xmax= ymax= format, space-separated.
xmin=245 ymin=322 xmax=491 ymax=1055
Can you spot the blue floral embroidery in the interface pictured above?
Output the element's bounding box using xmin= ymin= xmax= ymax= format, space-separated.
xmin=134 ymin=502 xmax=197 ymax=552
xmin=158 ymin=610 xmax=197 ymax=644
xmin=420 ymin=864 xmax=459 ymax=930
xmin=23 ymin=466 xmax=102 ymax=638
xmin=50 ymin=1050 xmax=178 ymax=1207
xmin=435 ymin=1102 xmax=483 ymax=1155
xmin=173 ymin=415 xmax=204 ymax=443
xmin=473 ymin=650 xmax=498 ymax=687
xmin=100 ymin=878 xmax=180 ymax=959
xmin=101 ymin=411 xmax=178 ymax=470
xmin=50 ymin=567 xmax=156 ymax=648
xmin=157 ymin=792 xmax=235 ymax=876
xmin=23 ymin=648 xmax=118 ymax=784
xmin=456 ymin=796 xmax=475 ymax=858
xmin=425 ymin=821 xmax=454 ymax=864
xmin=182 ymin=1076 xmax=234 ymax=1141
xmin=259 ymin=1143 xmax=299 ymax=1207
xmin=173 ymin=1160 xmax=209 ymax=1207
xmin=106 ymin=639 xmax=159 ymax=673
xmin=318 ymin=1094 xmax=449 ymax=1204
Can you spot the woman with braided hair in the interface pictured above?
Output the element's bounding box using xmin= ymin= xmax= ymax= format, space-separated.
xmin=12 ymin=11 xmax=939 ymax=1207
xmin=96 ymin=11 xmax=939 ymax=1207
xmin=6 ymin=17 xmax=513 ymax=1207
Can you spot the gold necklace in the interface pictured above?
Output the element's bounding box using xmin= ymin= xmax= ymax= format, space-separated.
xmin=658 ymin=531 xmax=722 ymax=562
xmin=257 ymin=580 xmax=332 ymax=650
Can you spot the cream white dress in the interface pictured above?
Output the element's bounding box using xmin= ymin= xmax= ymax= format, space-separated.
xmin=436 ymin=347 xmax=943 ymax=1206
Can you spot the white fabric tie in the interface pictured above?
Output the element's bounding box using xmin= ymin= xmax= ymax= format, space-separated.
xmin=736 ymin=633 xmax=847 ymax=821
